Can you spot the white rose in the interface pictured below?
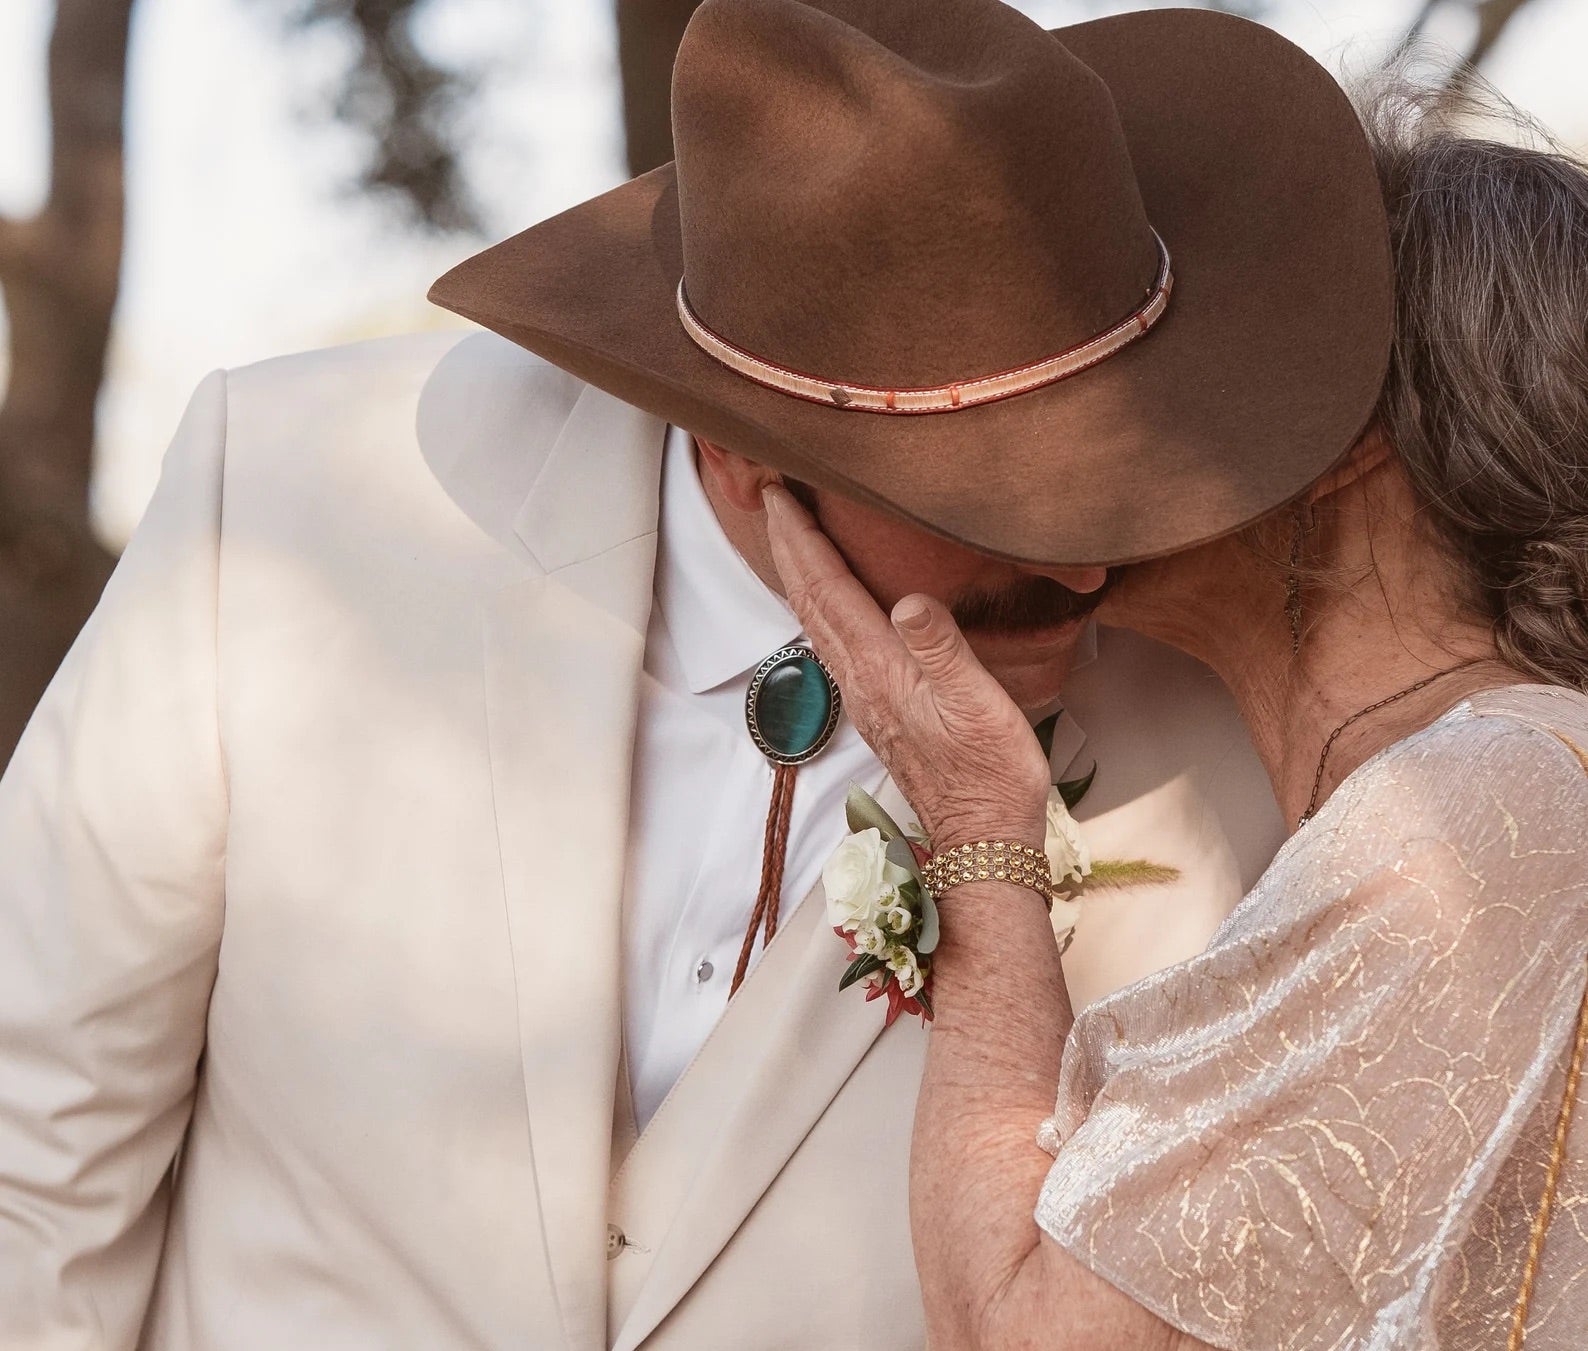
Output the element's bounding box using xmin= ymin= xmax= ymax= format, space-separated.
xmin=1044 ymin=787 xmax=1092 ymax=885
xmin=824 ymin=828 xmax=889 ymax=929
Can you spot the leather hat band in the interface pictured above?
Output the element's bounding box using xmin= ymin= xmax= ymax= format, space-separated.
xmin=677 ymin=232 xmax=1173 ymax=415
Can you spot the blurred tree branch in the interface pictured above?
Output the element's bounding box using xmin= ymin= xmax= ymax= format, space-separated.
xmin=282 ymin=0 xmax=480 ymax=232
xmin=1398 ymin=0 xmax=1539 ymax=89
xmin=1465 ymin=0 xmax=1534 ymax=68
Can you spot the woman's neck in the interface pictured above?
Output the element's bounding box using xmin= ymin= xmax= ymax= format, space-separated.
xmin=1115 ymin=471 xmax=1516 ymax=828
xmin=1251 ymin=593 xmax=1501 ymax=830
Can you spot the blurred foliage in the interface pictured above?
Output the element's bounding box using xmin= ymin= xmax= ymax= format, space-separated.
xmin=276 ymin=0 xmax=481 ymax=232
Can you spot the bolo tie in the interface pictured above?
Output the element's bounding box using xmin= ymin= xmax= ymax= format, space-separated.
xmin=730 ymin=645 xmax=843 ymax=995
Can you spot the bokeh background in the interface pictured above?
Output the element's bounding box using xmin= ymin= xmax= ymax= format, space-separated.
xmin=1 ymin=0 xmax=1585 ymax=764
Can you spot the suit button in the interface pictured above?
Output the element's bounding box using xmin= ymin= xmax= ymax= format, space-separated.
xmin=606 ymin=1224 xmax=627 ymax=1259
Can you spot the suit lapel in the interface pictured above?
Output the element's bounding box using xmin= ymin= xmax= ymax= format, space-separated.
xmin=608 ymin=779 xmax=917 ymax=1351
xmin=1047 ymin=709 xmax=1088 ymax=781
xmin=483 ymin=384 xmax=664 ymax=1351
xmin=604 ymin=644 xmax=1092 ymax=1347
xmin=1047 ymin=622 xmax=1095 ymax=781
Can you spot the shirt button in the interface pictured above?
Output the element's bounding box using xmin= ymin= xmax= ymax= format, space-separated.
xmin=607 ymin=1224 xmax=627 ymax=1259
xmin=695 ymin=957 xmax=715 ymax=983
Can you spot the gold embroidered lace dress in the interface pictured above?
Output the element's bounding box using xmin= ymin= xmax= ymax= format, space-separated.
xmin=1037 ymin=685 xmax=1588 ymax=1350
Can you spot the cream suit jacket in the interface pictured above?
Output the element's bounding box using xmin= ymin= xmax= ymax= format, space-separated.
xmin=0 ymin=330 xmax=1286 ymax=1350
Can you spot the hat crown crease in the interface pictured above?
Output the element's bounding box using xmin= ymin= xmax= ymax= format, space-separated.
xmin=672 ymin=0 xmax=1161 ymax=390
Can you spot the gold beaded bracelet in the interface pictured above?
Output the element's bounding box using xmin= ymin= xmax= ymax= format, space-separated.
xmin=920 ymin=840 xmax=1056 ymax=912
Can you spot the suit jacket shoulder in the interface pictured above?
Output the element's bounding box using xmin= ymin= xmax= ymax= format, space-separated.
xmin=218 ymin=331 xmax=591 ymax=566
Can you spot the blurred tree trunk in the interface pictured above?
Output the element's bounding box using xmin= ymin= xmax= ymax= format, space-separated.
xmin=0 ymin=0 xmax=132 ymax=767
xmin=617 ymin=0 xmax=703 ymax=176
xmin=0 ymin=0 xmax=475 ymax=769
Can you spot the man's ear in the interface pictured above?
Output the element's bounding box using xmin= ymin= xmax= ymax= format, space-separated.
xmin=1306 ymin=424 xmax=1395 ymax=505
xmin=695 ymin=436 xmax=781 ymax=513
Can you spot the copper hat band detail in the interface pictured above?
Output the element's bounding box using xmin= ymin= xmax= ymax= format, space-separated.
xmin=677 ymin=232 xmax=1173 ymax=415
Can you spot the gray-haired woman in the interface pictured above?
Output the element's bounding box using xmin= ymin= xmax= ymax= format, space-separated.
xmin=764 ymin=86 xmax=1588 ymax=1350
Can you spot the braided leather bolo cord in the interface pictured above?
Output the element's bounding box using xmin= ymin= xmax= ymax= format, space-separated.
xmin=730 ymin=762 xmax=797 ymax=996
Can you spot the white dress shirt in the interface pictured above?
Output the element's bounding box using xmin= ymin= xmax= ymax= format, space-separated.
xmin=621 ymin=425 xmax=889 ymax=1131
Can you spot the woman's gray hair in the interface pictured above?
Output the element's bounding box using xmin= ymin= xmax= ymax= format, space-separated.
xmin=1359 ymin=65 xmax=1588 ymax=691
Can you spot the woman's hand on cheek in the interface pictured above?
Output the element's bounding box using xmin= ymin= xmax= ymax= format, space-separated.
xmin=761 ymin=484 xmax=1050 ymax=850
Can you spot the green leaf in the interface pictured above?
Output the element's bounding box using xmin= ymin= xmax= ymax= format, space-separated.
xmin=885 ymin=834 xmax=922 ymax=884
xmin=845 ymin=784 xmax=906 ymax=842
xmin=916 ymin=988 xmax=934 ymax=1018
xmin=839 ymin=953 xmax=885 ymax=991
xmin=886 ymin=838 xmax=938 ymax=953
xmin=1084 ymin=858 xmax=1182 ymax=890
xmin=1057 ymin=763 xmax=1097 ymax=811
xmin=1034 ymin=713 xmax=1061 ymax=764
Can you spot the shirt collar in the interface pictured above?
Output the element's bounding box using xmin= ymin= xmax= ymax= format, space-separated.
xmin=655 ymin=424 xmax=802 ymax=695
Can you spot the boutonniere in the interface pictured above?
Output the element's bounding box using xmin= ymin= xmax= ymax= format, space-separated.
xmin=1032 ymin=714 xmax=1181 ymax=952
xmin=823 ymin=788 xmax=939 ymax=1028
xmin=827 ymin=754 xmax=1180 ymax=1026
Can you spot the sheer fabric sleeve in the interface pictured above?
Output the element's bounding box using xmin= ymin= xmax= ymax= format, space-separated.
xmin=1035 ymin=710 xmax=1588 ymax=1351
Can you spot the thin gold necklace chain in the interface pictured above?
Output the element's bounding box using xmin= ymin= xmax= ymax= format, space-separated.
xmin=1301 ymin=659 xmax=1489 ymax=825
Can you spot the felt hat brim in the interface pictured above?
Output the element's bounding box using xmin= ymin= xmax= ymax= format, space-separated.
xmin=429 ymin=8 xmax=1392 ymax=567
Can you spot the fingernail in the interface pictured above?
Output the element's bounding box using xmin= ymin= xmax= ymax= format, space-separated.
xmin=761 ymin=483 xmax=788 ymax=517
xmin=893 ymin=598 xmax=931 ymax=631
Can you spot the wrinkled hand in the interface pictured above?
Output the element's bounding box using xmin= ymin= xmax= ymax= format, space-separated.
xmin=762 ymin=484 xmax=1050 ymax=851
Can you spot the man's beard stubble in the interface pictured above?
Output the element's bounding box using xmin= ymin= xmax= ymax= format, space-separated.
xmin=784 ymin=478 xmax=1117 ymax=636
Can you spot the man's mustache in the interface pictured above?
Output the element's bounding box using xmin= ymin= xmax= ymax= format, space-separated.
xmin=950 ymin=571 xmax=1117 ymax=634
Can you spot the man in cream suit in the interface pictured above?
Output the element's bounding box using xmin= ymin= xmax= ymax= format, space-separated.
xmin=0 ymin=1 xmax=1298 ymax=1347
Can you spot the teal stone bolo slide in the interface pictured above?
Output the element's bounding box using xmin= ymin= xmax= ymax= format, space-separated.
xmin=730 ymin=646 xmax=842 ymax=994
xmin=745 ymin=646 xmax=842 ymax=766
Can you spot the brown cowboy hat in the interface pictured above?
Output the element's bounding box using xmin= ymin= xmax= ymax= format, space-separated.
xmin=429 ymin=0 xmax=1392 ymax=567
